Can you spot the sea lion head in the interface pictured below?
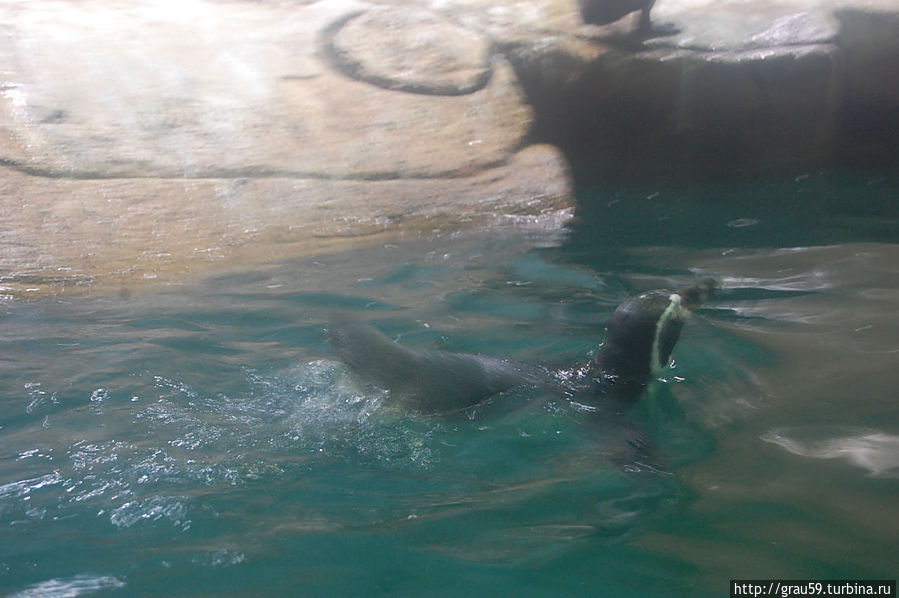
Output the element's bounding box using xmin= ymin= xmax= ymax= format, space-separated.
xmin=591 ymin=278 xmax=716 ymax=399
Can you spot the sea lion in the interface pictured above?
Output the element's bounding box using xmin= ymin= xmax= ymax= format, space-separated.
xmin=329 ymin=278 xmax=716 ymax=412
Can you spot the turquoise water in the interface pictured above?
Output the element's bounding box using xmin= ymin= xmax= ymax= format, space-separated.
xmin=2 ymin=171 xmax=897 ymax=597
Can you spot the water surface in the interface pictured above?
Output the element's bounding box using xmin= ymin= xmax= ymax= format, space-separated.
xmin=2 ymin=171 xmax=897 ymax=597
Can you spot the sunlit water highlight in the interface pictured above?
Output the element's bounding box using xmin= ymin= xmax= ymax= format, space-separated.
xmin=1 ymin=172 xmax=897 ymax=597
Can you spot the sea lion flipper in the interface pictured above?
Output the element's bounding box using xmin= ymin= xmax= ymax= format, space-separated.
xmin=328 ymin=318 xmax=427 ymax=391
xmin=329 ymin=318 xmax=542 ymax=411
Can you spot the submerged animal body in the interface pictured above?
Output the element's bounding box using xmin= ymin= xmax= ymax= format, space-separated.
xmin=329 ymin=279 xmax=715 ymax=413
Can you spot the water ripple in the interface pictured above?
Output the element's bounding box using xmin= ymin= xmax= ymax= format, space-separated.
xmin=0 ymin=471 xmax=64 ymax=501
xmin=9 ymin=575 xmax=124 ymax=598
xmin=109 ymin=495 xmax=190 ymax=530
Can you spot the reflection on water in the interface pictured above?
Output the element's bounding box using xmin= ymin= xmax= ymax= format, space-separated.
xmin=761 ymin=428 xmax=899 ymax=479
xmin=1 ymin=172 xmax=897 ymax=597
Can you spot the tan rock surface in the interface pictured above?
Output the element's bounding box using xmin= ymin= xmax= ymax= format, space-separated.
xmin=328 ymin=7 xmax=492 ymax=95
xmin=1 ymin=145 xmax=571 ymax=298
xmin=0 ymin=0 xmax=572 ymax=299
xmin=0 ymin=0 xmax=531 ymax=179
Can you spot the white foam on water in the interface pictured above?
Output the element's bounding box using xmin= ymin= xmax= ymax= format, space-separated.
xmin=279 ymin=359 xmax=441 ymax=470
xmin=9 ymin=574 xmax=125 ymax=598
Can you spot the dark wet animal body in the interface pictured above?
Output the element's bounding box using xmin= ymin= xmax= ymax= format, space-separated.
xmin=329 ymin=320 xmax=548 ymax=412
xmin=329 ymin=279 xmax=716 ymax=413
